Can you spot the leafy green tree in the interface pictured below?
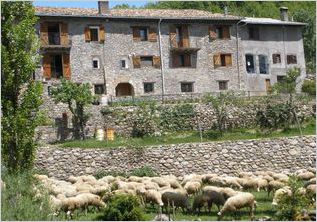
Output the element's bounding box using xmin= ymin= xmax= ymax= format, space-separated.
xmin=51 ymin=79 xmax=95 ymax=140
xmin=203 ymin=92 xmax=236 ymax=135
xmin=1 ymin=2 xmax=43 ymax=173
xmin=301 ymin=80 xmax=316 ymax=97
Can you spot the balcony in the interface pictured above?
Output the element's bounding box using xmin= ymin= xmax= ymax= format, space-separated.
xmin=41 ymin=39 xmax=72 ymax=53
xmin=170 ymin=38 xmax=201 ymax=53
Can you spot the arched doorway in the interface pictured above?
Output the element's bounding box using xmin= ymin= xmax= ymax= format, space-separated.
xmin=115 ymin=83 xmax=134 ymax=97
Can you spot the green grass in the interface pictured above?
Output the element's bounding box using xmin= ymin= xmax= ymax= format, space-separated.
xmin=59 ymin=191 xmax=278 ymax=221
xmin=58 ymin=119 xmax=315 ymax=149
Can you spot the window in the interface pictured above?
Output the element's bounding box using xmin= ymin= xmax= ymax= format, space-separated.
xmin=171 ymin=53 xmax=192 ymax=68
xmin=218 ymin=81 xmax=228 ymax=90
xmin=50 ymin=54 xmax=63 ymax=78
xmin=272 ymin=54 xmax=281 ymax=64
xmin=248 ymin=27 xmax=259 ymax=40
xmin=258 ymin=55 xmax=269 ymax=74
xmin=90 ymin=27 xmax=99 ymax=41
xmin=94 ymin=84 xmax=104 ymax=95
xmin=213 ymin=54 xmax=232 ymax=68
xmin=48 ymin=23 xmax=60 ymax=45
xmin=277 ymin=75 xmax=286 ymax=83
xmin=47 ymin=86 xmax=52 ymax=96
xmin=139 ymin=27 xmax=148 ymax=41
xmin=216 ymin=26 xmax=230 ymax=39
xmin=176 ymin=26 xmax=183 ymax=45
xmin=121 ymin=59 xmax=128 ymax=69
xmin=92 ymin=58 xmax=99 ymax=69
xmin=287 ymin=55 xmax=297 ymax=64
xmin=245 ymin=54 xmax=255 ymax=73
xmin=181 ymin=82 xmax=193 ymax=92
xmin=140 ymin=56 xmax=153 ymax=67
xmin=144 ymin=82 xmax=154 ymax=93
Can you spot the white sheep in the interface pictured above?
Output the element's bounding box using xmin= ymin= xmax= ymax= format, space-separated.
xmin=184 ymin=181 xmax=201 ymax=195
xmin=297 ymin=172 xmax=315 ymax=180
xmin=151 ymin=177 xmax=171 ymax=188
xmin=181 ymin=174 xmax=203 ymax=185
xmin=138 ymin=189 xmax=164 ymax=206
xmin=272 ymin=186 xmax=292 ymax=206
xmin=217 ymin=192 xmax=256 ymax=219
xmin=267 ymin=180 xmax=285 ymax=196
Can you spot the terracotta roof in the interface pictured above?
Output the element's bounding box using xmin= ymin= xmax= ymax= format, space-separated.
xmin=35 ymin=7 xmax=241 ymax=20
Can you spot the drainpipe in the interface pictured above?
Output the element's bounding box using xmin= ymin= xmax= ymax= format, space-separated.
xmin=102 ymin=42 xmax=107 ymax=95
xmin=235 ymin=21 xmax=242 ymax=91
xmin=158 ymin=18 xmax=165 ymax=101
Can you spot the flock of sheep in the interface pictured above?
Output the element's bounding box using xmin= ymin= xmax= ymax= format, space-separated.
xmin=33 ymin=168 xmax=316 ymax=220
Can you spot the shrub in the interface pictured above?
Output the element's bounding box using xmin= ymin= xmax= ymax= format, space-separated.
xmin=275 ymin=175 xmax=313 ymax=221
xmin=94 ymin=170 xmax=128 ymax=179
xmin=301 ymin=80 xmax=316 ymax=96
xmin=1 ymin=170 xmax=54 ymax=221
xmin=100 ymin=194 xmax=145 ymax=221
xmin=130 ymin=166 xmax=158 ymax=177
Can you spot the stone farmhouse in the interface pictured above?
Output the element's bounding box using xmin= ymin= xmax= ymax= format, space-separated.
xmin=35 ymin=2 xmax=306 ymax=103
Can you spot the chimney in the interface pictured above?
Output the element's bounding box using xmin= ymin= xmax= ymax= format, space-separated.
xmin=98 ymin=1 xmax=109 ymax=14
xmin=280 ymin=7 xmax=289 ymax=21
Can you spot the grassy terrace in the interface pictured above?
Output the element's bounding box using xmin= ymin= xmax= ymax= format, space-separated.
xmin=58 ymin=119 xmax=315 ymax=149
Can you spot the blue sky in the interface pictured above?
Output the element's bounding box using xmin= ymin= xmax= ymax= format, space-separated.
xmin=33 ymin=1 xmax=155 ymax=8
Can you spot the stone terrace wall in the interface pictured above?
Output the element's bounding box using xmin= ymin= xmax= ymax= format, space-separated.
xmin=35 ymin=136 xmax=316 ymax=180
xmin=37 ymin=98 xmax=315 ymax=142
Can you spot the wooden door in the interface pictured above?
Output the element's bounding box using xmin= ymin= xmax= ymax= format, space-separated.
xmin=265 ymin=79 xmax=271 ymax=91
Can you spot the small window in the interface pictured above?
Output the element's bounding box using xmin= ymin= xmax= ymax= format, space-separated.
xmin=259 ymin=55 xmax=269 ymax=74
xmin=287 ymin=55 xmax=297 ymax=64
xmin=139 ymin=27 xmax=148 ymax=41
xmin=248 ymin=27 xmax=259 ymax=40
xmin=272 ymin=54 xmax=281 ymax=64
xmin=121 ymin=60 xmax=127 ymax=69
xmin=92 ymin=58 xmax=99 ymax=69
xmin=90 ymin=27 xmax=99 ymax=41
xmin=245 ymin=54 xmax=255 ymax=73
xmin=144 ymin=82 xmax=154 ymax=93
xmin=181 ymin=82 xmax=193 ymax=93
xmin=277 ymin=75 xmax=286 ymax=83
xmin=218 ymin=81 xmax=228 ymax=90
xmin=216 ymin=26 xmax=230 ymax=39
xmin=94 ymin=84 xmax=104 ymax=95
xmin=47 ymin=86 xmax=52 ymax=96
xmin=140 ymin=56 xmax=153 ymax=67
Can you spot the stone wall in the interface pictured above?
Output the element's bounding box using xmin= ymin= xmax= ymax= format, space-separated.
xmin=37 ymin=97 xmax=315 ymax=142
xmin=35 ymin=136 xmax=316 ymax=179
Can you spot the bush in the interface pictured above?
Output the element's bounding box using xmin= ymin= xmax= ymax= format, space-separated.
xmin=94 ymin=170 xmax=128 ymax=179
xmin=1 ymin=170 xmax=54 ymax=221
xmin=275 ymin=175 xmax=313 ymax=221
xmin=301 ymin=80 xmax=316 ymax=96
xmin=130 ymin=166 xmax=158 ymax=177
xmin=100 ymin=194 xmax=145 ymax=221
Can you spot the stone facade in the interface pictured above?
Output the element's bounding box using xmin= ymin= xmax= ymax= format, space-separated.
xmin=35 ymin=136 xmax=316 ymax=179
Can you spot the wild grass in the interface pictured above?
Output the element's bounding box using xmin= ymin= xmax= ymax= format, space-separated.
xmin=58 ymin=118 xmax=315 ymax=149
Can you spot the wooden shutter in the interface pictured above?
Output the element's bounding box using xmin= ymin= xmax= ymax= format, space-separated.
xmin=63 ymin=54 xmax=71 ymax=80
xmin=132 ymin=56 xmax=141 ymax=68
xmin=148 ymin=27 xmax=157 ymax=42
xmin=153 ymin=56 xmax=161 ymax=68
xmin=85 ymin=27 xmax=91 ymax=42
xmin=182 ymin=25 xmax=189 ymax=48
xmin=172 ymin=53 xmax=179 ymax=68
xmin=99 ymin=25 xmax=105 ymax=42
xmin=60 ymin=23 xmax=68 ymax=46
xmin=42 ymin=54 xmax=51 ymax=79
xmin=213 ymin=54 xmax=221 ymax=68
xmin=209 ymin=25 xmax=217 ymax=41
xmin=132 ymin=27 xmax=140 ymax=41
xmin=40 ymin=22 xmax=48 ymax=45
xmin=225 ymin=54 xmax=232 ymax=66
xmin=184 ymin=54 xmax=191 ymax=67
xmin=223 ymin=26 xmax=230 ymax=39
xmin=169 ymin=26 xmax=177 ymax=48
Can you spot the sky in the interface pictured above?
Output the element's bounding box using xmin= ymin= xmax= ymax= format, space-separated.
xmin=33 ymin=1 xmax=155 ymax=8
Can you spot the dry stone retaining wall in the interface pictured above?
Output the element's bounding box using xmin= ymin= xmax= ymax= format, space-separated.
xmin=35 ymin=136 xmax=316 ymax=180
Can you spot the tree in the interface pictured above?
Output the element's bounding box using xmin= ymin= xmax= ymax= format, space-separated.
xmin=1 ymin=2 xmax=43 ymax=173
xmin=51 ymin=79 xmax=95 ymax=140
xmin=203 ymin=92 xmax=236 ymax=135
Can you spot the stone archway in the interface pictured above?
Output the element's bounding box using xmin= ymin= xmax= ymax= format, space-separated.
xmin=115 ymin=83 xmax=134 ymax=97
